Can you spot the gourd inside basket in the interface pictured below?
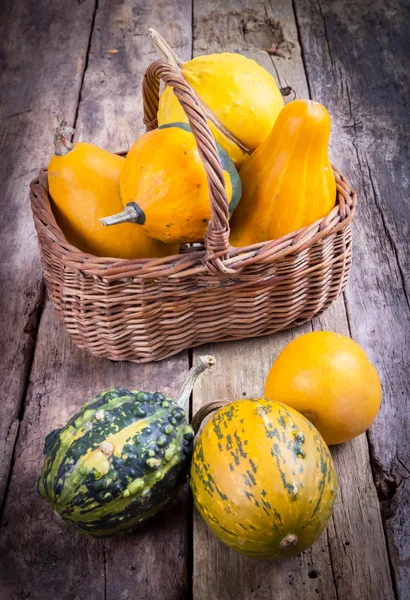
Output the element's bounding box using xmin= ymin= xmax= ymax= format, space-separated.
xmin=29 ymin=45 xmax=356 ymax=363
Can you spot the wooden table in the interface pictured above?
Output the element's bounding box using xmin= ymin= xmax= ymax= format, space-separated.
xmin=0 ymin=1 xmax=408 ymax=598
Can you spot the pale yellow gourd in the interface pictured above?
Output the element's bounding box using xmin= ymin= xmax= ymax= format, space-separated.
xmin=152 ymin=30 xmax=284 ymax=168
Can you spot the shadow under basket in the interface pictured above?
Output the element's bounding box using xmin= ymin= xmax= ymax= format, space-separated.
xmin=29 ymin=60 xmax=357 ymax=363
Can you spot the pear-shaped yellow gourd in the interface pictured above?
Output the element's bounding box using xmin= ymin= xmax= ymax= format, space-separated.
xmin=101 ymin=123 xmax=241 ymax=245
xmin=48 ymin=121 xmax=178 ymax=259
xmin=229 ymin=100 xmax=337 ymax=247
xmin=156 ymin=35 xmax=284 ymax=168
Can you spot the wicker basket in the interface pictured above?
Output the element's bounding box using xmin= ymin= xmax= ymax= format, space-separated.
xmin=29 ymin=60 xmax=357 ymax=363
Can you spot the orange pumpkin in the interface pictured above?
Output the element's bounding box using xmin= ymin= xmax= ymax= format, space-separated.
xmin=264 ymin=332 xmax=382 ymax=445
xmin=229 ymin=99 xmax=336 ymax=247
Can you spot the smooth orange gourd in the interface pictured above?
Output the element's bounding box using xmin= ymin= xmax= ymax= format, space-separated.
xmin=264 ymin=332 xmax=382 ymax=445
xmin=48 ymin=121 xmax=178 ymax=259
xmin=229 ymin=99 xmax=336 ymax=247
xmin=101 ymin=123 xmax=241 ymax=245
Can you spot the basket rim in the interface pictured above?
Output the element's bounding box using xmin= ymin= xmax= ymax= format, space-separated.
xmin=29 ymin=165 xmax=356 ymax=280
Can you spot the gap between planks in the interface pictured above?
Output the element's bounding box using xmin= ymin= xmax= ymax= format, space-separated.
xmin=187 ymin=345 xmax=195 ymax=600
xmin=0 ymin=280 xmax=46 ymax=521
xmin=73 ymin=0 xmax=100 ymax=132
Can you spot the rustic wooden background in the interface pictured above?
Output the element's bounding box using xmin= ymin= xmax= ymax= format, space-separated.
xmin=0 ymin=0 xmax=409 ymax=599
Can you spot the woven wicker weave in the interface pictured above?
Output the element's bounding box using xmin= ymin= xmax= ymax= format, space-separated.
xmin=29 ymin=60 xmax=357 ymax=363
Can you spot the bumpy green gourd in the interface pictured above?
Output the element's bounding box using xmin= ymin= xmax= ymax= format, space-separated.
xmin=38 ymin=357 xmax=214 ymax=537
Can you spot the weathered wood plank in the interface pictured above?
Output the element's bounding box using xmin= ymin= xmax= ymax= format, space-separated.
xmin=315 ymin=303 xmax=394 ymax=599
xmin=75 ymin=2 xmax=193 ymax=598
xmin=193 ymin=0 xmax=309 ymax=99
xmin=0 ymin=304 xmax=106 ymax=599
xmin=292 ymin=0 xmax=410 ymax=597
xmin=1 ymin=302 xmax=190 ymax=600
xmin=192 ymin=1 xmax=394 ymax=599
xmin=75 ymin=0 xmax=192 ymax=151
xmin=0 ymin=0 xmax=96 ymax=510
xmin=0 ymin=1 xmax=193 ymax=599
xmin=193 ymin=333 xmax=339 ymax=600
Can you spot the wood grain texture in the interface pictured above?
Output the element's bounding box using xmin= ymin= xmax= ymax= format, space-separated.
xmin=77 ymin=5 xmax=193 ymax=598
xmin=75 ymin=0 xmax=193 ymax=152
xmin=0 ymin=300 xmax=189 ymax=600
xmin=292 ymin=0 xmax=410 ymax=596
xmin=0 ymin=304 xmax=106 ymax=599
xmin=0 ymin=1 xmax=192 ymax=599
xmin=315 ymin=303 xmax=394 ymax=600
xmin=0 ymin=0 xmax=96 ymax=510
xmin=193 ymin=0 xmax=309 ymax=100
xmin=192 ymin=1 xmax=394 ymax=599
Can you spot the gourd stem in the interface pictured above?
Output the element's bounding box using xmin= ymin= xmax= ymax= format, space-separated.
xmin=148 ymin=28 xmax=183 ymax=69
xmin=100 ymin=202 xmax=145 ymax=227
xmin=54 ymin=120 xmax=75 ymax=156
xmin=191 ymin=400 xmax=230 ymax=434
xmin=176 ymin=356 xmax=216 ymax=412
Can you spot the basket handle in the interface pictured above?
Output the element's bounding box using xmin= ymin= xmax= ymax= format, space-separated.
xmin=142 ymin=60 xmax=234 ymax=275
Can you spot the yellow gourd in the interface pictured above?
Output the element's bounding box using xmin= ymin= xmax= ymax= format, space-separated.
xmin=101 ymin=123 xmax=241 ymax=245
xmin=48 ymin=122 xmax=177 ymax=259
xmin=191 ymin=398 xmax=337 ymax=559
xmin=229 ymin=99 xmax=337 ymax=247
xmin=153 ymin=29 xmax=284 ymax=168
xmin=264 ymin=332 xmax=382 ymax=445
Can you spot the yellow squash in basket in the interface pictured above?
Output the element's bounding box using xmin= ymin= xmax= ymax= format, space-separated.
xmin=152 ymin=30 xmax=284 ymax=168
xmin=48 ymin=121 xmax=178 ymax=259
xmin=229 ymin=99 xmax=337 ymax=247
xmin=101 ymin=123 xmax=241 ymax=245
